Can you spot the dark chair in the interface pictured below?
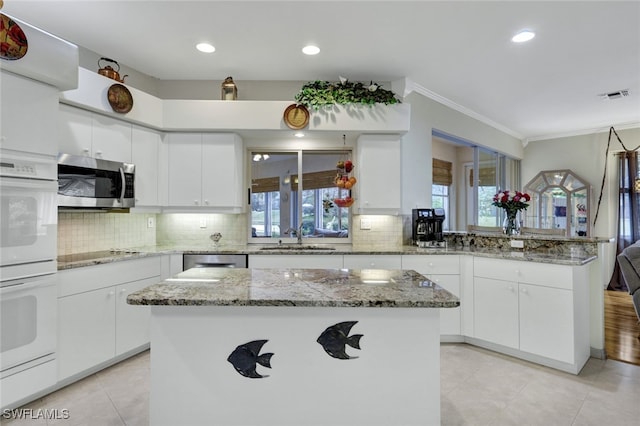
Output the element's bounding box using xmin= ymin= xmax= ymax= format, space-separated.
xmin=616 ymin=243 xmax=640 ymax=327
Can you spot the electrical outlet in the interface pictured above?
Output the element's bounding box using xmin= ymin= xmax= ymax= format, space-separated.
xmin=360 ymin=218 xmax=371 ymax=230
xmin=199 ymin=218 xmax=207 ymax=229
xmin=510 ymin=239 xmax=524 ymax=249
xmin=147 ymin=217 xmax=155 ymax=228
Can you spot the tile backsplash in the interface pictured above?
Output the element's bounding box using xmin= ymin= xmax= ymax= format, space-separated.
xmin=156 ymin=214 xmax=247 ymax=247
xmin=351 ymin=215 xmax=404 ymax=248
xmin=57 ymin=212 xmax=405 ymax=255
xmin=57 ymin=212 xmax=157 ymax=255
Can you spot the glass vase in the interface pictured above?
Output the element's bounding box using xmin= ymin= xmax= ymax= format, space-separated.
xmin=503 ymin=211 xmax=520 ymax=235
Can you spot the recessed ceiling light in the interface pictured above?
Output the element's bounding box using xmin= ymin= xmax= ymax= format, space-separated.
xmin=196 ymin=43 xmax=215 ymax=53
xmin=511 ymin=30 xmax=535 ymax=43
xmin=294 ymin=132 xmax=305 ymax=138
xmin=302 ymin=45 xmax=320 ymax=55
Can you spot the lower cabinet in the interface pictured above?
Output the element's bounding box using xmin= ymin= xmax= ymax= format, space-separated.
xmin=401 ymin=255 xmax=461 ymax=338
xmin=58 ymin=287 xmax=116 ymax=380
xmin=472 ymin=257 xmax=589 ymax=373
xmin=473 ymin=277 xmax=519 ymax=349
xmin=57 ymin=257 xmax=161 ymax=381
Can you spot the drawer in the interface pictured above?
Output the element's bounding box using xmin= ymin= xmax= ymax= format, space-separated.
xmin=343 ymin=255 xmax=402 ymax=269
xmin=473 ymin=257 xmax=573 ymax=290
xmin=402 ymin=255 xmax=460 ymax=275
xmin=58 ymin=256 xmax=162 ymax=297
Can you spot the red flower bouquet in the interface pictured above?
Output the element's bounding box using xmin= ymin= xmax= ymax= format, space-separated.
xmin=492 ymin=190 xmax=531 ymax=235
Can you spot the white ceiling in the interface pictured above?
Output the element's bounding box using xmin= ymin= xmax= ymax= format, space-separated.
xmin=4 ymin=1 xmax=640 ymax=141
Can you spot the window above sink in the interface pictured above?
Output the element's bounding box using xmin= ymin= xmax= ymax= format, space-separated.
xmin=248 ymin=148 xmax=353 ymax=244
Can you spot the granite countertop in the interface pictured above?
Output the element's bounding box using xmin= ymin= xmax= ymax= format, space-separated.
xmin=126 ymin=267 xmax=460 ymax=308
xmin=57 ymin=243 xmax=598 ymax=270
xmin=56 ymin=249 xmax=169 ymax=270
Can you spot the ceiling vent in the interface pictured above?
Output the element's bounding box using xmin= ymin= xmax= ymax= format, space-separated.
xmin=599 ymin=89 xmax=630 ymax=100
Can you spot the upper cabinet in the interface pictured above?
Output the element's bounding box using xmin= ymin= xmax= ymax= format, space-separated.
xmin=58 ymin=104 xmax=132 ymax=163
xmin=131 ymin=125 xmax=161 ymax=207
xmin=166 ymin=133 xmax=244 ymax=212
xmin=1 ymin=71 xmax=59 ymax=156
xmin=356 ymin=134 xmax=402 ymax=214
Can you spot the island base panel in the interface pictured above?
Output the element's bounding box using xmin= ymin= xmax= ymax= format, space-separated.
xmin=149 ymin=306 xmax=441 ymax=426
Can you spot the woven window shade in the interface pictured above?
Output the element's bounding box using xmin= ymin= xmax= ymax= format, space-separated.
xmin=291 ymin=170 xmax=337 ymax=191
xmin=469 ymin=167 xmax=496 ymax=187
xmin=251 ymin=176 xmax=280 ymax=193
xmin=432 ymin=158 xmax=452 ymax=186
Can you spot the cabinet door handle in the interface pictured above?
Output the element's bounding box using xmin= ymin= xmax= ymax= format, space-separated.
xmin=194 ymin=200 xmax=199 ymax=205
xmin=204 ymin=200 xmax=209 ymax=205
xmin=108 ymin=291 xmax=115 ymax=297
xmin=507 ymin=285 xmax=515 ymax=292
xmin=370 ymin=262 xmax=375 ymax=267
xmin=120 ymin=289 xmax=127 ymax=294
xmin=521 ymin=288 xmax=528 ymax=294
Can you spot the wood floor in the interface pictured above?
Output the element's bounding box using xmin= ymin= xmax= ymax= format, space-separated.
xmin=604 ymin=289 xmax=640 ymax=365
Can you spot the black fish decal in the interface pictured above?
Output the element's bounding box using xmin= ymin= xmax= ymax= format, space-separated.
xmin=317 ymin=321 xmax=363 ymax=360
xmin=227 ymin=339 xmax=274 ymax=378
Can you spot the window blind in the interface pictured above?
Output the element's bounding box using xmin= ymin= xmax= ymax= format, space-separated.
xmin=432 ymin=158 xmax=452 ymax=186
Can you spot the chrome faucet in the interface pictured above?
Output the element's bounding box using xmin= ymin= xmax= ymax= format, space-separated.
xmin=296 ymin=224 xmax=303 ymax=244
xmin=284 ymin=225 xmax=303 ymax=244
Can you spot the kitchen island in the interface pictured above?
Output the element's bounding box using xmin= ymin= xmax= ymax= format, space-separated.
xmin=127 ymin=267 xmax=459 ymax=426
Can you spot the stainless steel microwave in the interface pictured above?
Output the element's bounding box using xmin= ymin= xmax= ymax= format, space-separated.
xmin=57 ymin=153 xmax=135 ymax=209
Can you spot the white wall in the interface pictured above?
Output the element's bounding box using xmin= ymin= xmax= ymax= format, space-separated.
xmin=523 ymin=127 xmax=640 ymax=240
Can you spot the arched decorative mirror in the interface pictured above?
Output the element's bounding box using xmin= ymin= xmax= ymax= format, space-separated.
xmin=523 ymin=169 xmax=591 ymax=237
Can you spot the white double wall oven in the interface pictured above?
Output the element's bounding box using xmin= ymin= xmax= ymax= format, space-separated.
xmin=0 ymin=149 xmax=58 ymax=408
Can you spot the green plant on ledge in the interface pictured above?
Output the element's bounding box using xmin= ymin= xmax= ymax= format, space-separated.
xmin=294 ymin=79 xmax=401 ymax=110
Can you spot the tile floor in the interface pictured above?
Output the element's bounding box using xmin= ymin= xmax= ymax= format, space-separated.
xmin=4 ymin=344 xmax=640 ymax=426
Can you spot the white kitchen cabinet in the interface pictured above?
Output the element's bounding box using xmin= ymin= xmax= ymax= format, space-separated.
xmin=58 ymin=103 xmax=92 ymax=156
xmin=167 ymin=132 xmax=243 ymax=211
xmin=430 ymin=274 xmax=461 ymax=336
xmin=201 ymin=133 xmax=243 ymax=209
xmin=91 ymin=114 xmax=132 ymax=162
xmin=161 ymin=253 xmax=184 ymax=279
xmin=356 ymin=134 xmax=401 ymax=214
xmin=58 ymin=104 xmax=132 ymax=162
xmin=115 ymin=277 xmax=155 ymax=356
xmin=57 ymin=257 xmax=160 ymax=381
xmin=473 ymin=276 xmax=519 ymax=349
xmin=1 ymin=71 xmax=59 ymax=156
xmin=402 ymin=255 xmax=462 ymax=338
xmin=343 ymin=254 xmax=402 ymax=269
xmin=249 ymin=254 xmax=343 ymax=269
xmin=131 ymin=125 xmax=161 ymax=206
xmin=58 ymin=286 xmax=116 ymax=380
xmin=472 ymin=257 xmax=590 ymax=373
xmin=519 ymin=282 xmax=574 ymax=363
xmin=166 ymin=132 xmax=201 ymax=206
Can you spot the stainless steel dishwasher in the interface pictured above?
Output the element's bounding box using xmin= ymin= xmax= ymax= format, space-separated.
xmin=183 ymin=254 xmax=248 ymax=270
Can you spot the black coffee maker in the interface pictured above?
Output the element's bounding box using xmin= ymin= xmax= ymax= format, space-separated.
xmin=412 ymin=208 xmax=446 ymax=247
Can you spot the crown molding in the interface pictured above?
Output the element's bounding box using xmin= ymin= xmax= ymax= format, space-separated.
xmin=396 ymin=78 xmax=524 ymax=142
xmin=525 ymin=121 xmax=640 ymax=144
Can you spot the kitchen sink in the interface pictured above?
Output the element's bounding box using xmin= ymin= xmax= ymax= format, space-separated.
xmin=259 ymin=245 xmax=336 ymax=251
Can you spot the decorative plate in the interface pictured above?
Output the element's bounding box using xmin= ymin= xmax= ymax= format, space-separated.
xmin=0 ymin=14 xmax=28 ymax=60
xmin=283 ymin=104 xmax=309 ymax=130
xmin=107 ymin=83 xmax=133 ymax=114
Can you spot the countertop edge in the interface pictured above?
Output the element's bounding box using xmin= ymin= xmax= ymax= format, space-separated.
xmin=58 ymin=245 xmax=598 ymax=270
